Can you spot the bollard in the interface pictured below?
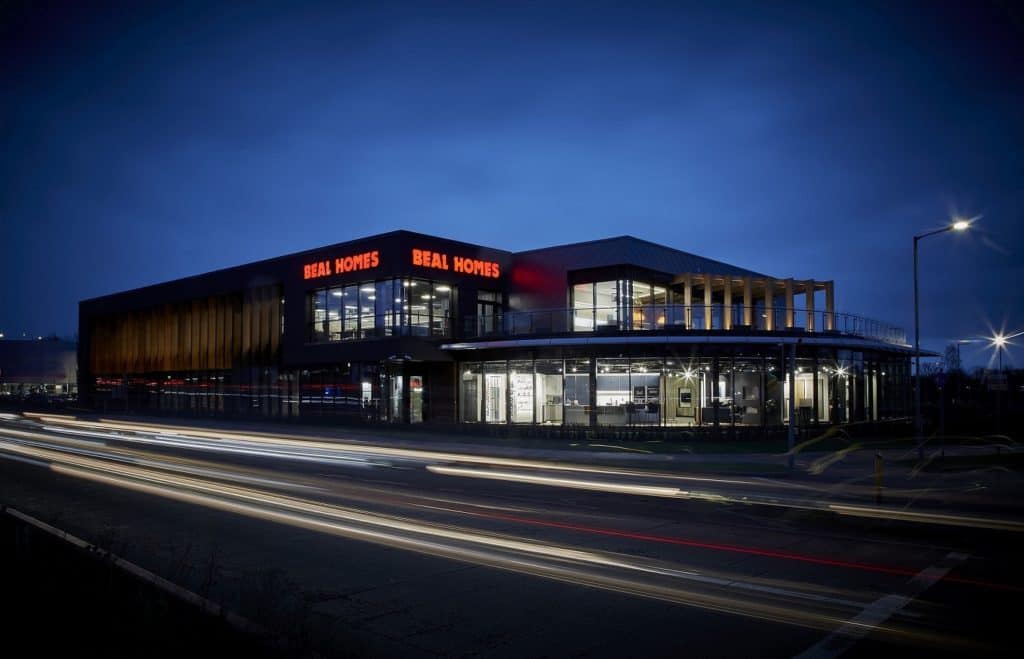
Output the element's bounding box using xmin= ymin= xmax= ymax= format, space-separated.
xmin=874 ymin=452 xmax=883 ymax=504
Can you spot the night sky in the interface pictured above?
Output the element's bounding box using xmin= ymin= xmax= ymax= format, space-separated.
xmin=2 ymin=1 xmax=1021 ymax=367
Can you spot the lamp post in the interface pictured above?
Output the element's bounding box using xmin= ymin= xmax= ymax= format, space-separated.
xmin=914 ymin=218 xmax=971 ymax=460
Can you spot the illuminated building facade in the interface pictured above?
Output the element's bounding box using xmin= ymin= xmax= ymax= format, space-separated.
xmin=80 ymin=230 xmax=912 ymax=433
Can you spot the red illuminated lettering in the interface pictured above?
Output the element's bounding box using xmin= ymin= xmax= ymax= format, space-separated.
xmin=305 ymin=249 xmax=380 ymax=280
xmin=412 ymin=249 xmax=499 ymax=278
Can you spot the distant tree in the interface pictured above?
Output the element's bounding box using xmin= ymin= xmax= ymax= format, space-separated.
xmin=944 ymin=343 xmax=962 ymax=373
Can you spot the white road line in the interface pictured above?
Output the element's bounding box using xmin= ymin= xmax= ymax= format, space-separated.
xmin=792 ymin=551 xmax=968 ymax=659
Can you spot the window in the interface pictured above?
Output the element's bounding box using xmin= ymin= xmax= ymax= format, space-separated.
xmin=342 ymin=285 xmax=359 ymax=339
xmin=431 ymin=283 xmax=452 ymax=337
xmin=572 ymin=283 xmax=594 ymax=331
xmin=408 ymin=279 xmax=430 ymax=336
xmin=310 ymin=289 xmax=327 ymax=342
xmin=460 ymin=362 xmax=483 ymax=422
xmin=376 ymin=279 xmax=396 ymax=337
xmin=359 ymin=284 xmax=376 ymax=338
xmin=327 ymin=287 xmax=343 ymax=340
xmin=476 ymin=290 xmax=501 ymax=336
xmin=307 ymin=278 xmax=456 ymax=343
xmin=535 ymin=360 xmax=563 ymax=425
xmin=594 ymin=281 xmax=620 ymax=329
xmin=509 ymin=360 xmax=534 ymax=423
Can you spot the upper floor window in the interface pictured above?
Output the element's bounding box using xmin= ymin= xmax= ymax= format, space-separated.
xmin=571 ymin=279 xmax=668 ymax=332
xmin=307 ymin=278 xmax=455 ymax=343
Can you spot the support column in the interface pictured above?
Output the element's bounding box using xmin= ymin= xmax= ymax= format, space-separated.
xmin=703 ymin=276 xmax=713 ymax=330
xmin=784 ymin=278 xmax=795 ymax=328
xmin=723 ymin=278 xmax=733 ymax=330
xmin=588 ymin=358 xmax=597 ymax=428
xmin=812 ymin=354 xmax=819 ymax=424
xmin=743 ymin=277 xmax=753 ymax=326
xmin=805 ymin=280 xmax=816 ymax=332
xmin=764 ymin=280 xmax=774 ymax=331
xmin=824 ymin=281 xmax=835 ymax=331
xmin=787 ymin=343 xmax=796 ymax=469
xmin=683 ymin=274 xmax=692 ymax=329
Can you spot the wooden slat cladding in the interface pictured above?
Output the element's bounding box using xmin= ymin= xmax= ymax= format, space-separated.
xmin=88 ymin=285 xmax=282 ymax=374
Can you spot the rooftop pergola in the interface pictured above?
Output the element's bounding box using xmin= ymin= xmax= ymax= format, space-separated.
xmin=669 ymin=273 xmax=835 ymax=332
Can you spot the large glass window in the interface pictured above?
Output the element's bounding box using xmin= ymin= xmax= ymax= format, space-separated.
xmin=342 ymin=285 xmax=359 ymax=339
xmin=594 ymin=281 xmax=620 ymax=329
xmin=535 ymin=360 xmax=563 ymax=425
xmin=483 ymin=361 xmax=507 ymax=423
xmin=564 ymin=358 xmax=591 ymax=425
xmin=573 ymin=283 xmax=594 ymax=331
xmin=596 ymin=358 xmax=629 ymax=426
xmin=629 ymin=359 xmax=662 ymax=425
xmin=310 ymin=289 xmax=328 ymax=342
xmin=732 ymin=356 xmax=763 ymax=426
xmin=631 ymin=281 xmax=652 ymax=330
xmin=327 ymin=287 xmax=343 ymax=340
xmin=665 ymin=359 xmax=700 ymax=426
xmin=432 ymin=284 xmax=452 ymax=337
xmin=359 ymin=284 xmax=376 ymax=338
xmin=509 ymin=360 xmax=534 ymax=423
xmin=475 ymin=290 xmax=501 ymax=336
xmin=572 ymin=279 xmax=668 ymax=332
xmin=307 ymin=278 xmax=456 ymax=342
xmin=408 ymin=279 xmax=430 ymax=336
xmin=460 ymin=362 xmax=483 ymax=422
xmin=376 ymin=280 xmax=396 ymax=337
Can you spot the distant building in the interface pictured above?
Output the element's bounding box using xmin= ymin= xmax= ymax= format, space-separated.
xmin=79 ymin=230 xmax=912 ymax=431
xmin=0 ymin=338 xmax=78 ymax=400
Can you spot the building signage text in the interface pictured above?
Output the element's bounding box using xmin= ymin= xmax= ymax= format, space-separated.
xmin=411 ymin=248 xmax=500 ymax=278
xmin=303 ymin=250 xmax=380 ymax=280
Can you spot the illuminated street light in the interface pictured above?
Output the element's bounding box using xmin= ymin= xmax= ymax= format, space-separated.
xmin=913 ymin=216 xmax=974 ymax=461
xmin=991 ymin=333 xmax=1007 ymax=372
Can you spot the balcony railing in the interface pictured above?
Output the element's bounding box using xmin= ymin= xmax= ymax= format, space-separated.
xmin=463 ymin=305 xmax=908 ymax=346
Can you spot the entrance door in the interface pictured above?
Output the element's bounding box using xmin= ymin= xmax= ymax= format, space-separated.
xmin=409 ymin=375 xmax=423 ymax=423
xmin=485 ymin=373 xmax=506 ymax=422
xmin=390 ymin=374 xmax=404 ymax=422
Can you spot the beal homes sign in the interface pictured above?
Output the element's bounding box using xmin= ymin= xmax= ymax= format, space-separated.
xmin=303 ymin=250 xmax=380 ymax=280
xmin=411 ymin=248 xmax=500 ymax=279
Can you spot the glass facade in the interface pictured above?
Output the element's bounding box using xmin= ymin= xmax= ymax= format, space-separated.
xmin=572 ymin=279 xmax=672 ymax=332
xmin=457 ymin=352 xmax=908 ymax=428
xmin=308 ymin=278 xmax=455 ymax=342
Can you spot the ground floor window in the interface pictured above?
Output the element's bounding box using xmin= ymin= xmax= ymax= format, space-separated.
xmin=456 ymin=351 xmax=908 ymax=428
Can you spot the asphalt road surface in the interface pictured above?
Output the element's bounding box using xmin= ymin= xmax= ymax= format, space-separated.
xmin=1 ymin=412 xmax=1021 ymax=657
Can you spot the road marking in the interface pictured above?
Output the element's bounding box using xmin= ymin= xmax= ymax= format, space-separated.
xmin=792 ymin=551 xmax=968 ymax=659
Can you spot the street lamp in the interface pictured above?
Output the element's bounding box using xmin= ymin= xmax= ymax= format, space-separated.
xmin=913 ymin=217 xmax=972 ymax=460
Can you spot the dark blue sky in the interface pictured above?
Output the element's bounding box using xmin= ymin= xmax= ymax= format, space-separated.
xmin=2 ymin=1 xmax=1021 ymax=366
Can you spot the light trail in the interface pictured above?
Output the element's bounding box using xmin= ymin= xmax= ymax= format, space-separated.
xmin=9 ymin=414 xmax=1024 ymax=533
xmin=0 ymin=434 xmax=973 ymax=650
xmin=3 ymin=426 xmax=1009 ymax=591
xmin=426 ymin=463 xmax=1024 ymax=533
xmin=0 ymin=420 xmax=1008 ymax=653
xmin=25 ymin=414 xmax=780 ymax=486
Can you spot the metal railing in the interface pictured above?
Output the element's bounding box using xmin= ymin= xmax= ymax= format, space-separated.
xmin=463 ymin=305 xmax=908 ymax=346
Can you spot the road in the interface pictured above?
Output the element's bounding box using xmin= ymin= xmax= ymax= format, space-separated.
xmin=1 ymin=412 xmax=1021 ymax=657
